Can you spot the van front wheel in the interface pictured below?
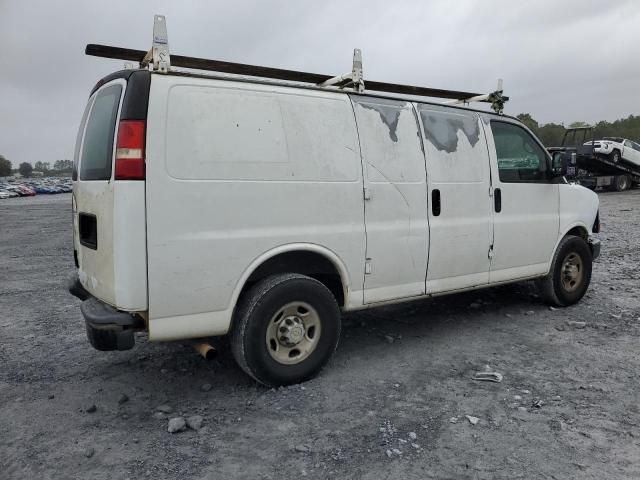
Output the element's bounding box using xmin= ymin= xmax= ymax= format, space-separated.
xmin=537 ymin=235 xmax=592 ymax=307
xmin=230 ymin=274 xmax=341 ymax=387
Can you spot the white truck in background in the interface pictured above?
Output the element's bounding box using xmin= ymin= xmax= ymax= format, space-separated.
xmin=587 ymin=137 xmax=640 ymax=167
xmin=68 ymin=16 xmax=601 ymax=386
xmin=549 ymin=127 xmax=640 ymax=191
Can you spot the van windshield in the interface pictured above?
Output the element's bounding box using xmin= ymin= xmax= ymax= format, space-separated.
xmin=79 ymin=84 xmax=122 ymax=181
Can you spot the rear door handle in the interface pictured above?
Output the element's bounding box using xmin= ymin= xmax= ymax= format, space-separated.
xmin=494 ymin=188 xmax=502 ymax=213
xmin=432 ymin=189 xmax=441 ymax=216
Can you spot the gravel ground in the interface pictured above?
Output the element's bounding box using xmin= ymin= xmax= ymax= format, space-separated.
xmin=1 ymin=190 xmax=639 ymax=480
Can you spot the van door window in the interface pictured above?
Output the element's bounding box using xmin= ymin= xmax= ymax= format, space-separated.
xmin=490 ymin=121 xmax=549 ymax=183
xmin=79 ymin=84 xmax=122 ymax=181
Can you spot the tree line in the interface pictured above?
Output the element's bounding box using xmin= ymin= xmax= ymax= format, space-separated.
xmin=33 ymin=160 xmax=73 ymax=174
xmin=516 ymin=114 xmax=640 ymax=147
xmin=0 ymin=156 xmax=73 ymax=177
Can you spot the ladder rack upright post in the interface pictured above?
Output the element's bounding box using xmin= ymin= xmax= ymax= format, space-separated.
xmin=443 ymin=79 xmax=506 ymax=114
xmin=140 ymin=15 xmax=170 ymax=73
xmin=317 ymin=49 xmax=364 ymax=93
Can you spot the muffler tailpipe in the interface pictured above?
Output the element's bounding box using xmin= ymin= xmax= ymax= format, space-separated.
xmin=193 ymin=342 xmax=217 ymax=360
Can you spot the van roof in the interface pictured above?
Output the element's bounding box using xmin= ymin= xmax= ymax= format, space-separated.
xmin=91 ymin=68 xmax=520 ymax=125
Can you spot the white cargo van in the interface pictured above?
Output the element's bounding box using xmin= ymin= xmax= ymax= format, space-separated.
xmin=69 ymin=18 xmax=600 ymax=386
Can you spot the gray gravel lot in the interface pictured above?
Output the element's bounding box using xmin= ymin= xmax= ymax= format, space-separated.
xmin=1 ymin=191 xmax=639 ymax=479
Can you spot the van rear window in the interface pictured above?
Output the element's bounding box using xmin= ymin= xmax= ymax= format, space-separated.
xmin=72 ymin=101 xmax=92 ymax=181
xmin=80 ymin=84 xmax=122 ymax=181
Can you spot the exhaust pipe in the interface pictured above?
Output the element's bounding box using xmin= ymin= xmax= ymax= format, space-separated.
xmin=193 ymin=342 xmax=217 ymax=360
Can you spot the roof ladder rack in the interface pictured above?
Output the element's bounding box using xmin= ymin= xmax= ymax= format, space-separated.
xmin=86 ymin=14 xmax=509 ymax=112
xmin=443 ymin=79 xmax=507 ymax=114
xmin=140 ymin=15 xmax=170 ymax=73
xmin=317 ymin=49 xmax=364 ymax=93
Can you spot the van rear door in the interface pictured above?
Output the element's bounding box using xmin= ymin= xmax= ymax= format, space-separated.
xmin=72 ymin=72 xmax=150 ymax=311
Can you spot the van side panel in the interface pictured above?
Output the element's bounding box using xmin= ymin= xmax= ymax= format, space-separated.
xmin=145 ymin=76 xmax=365 ymax=339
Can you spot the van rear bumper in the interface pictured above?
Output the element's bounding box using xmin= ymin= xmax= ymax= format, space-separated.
xmin=68 ymin=274 xmax=90 ymax=301
xmin=68 ymin=273 xmax=144 ymax=351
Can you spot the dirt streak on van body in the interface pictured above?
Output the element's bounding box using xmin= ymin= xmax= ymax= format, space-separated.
xmin=352 ymin=97 xmax=409 ymax=143
xmin=419 ymin=104 xmax=480 ymax=153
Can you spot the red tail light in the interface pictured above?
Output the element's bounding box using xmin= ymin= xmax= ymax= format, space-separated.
xmin=115 ymin=120 xmax=145 ymax=180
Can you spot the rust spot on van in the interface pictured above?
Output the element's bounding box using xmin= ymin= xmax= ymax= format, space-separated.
xmin=420 ymin=107 xmax=480 ymax=153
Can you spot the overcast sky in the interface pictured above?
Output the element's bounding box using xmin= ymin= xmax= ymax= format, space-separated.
xmin=1 ymin=0 xmax=639 ymax=165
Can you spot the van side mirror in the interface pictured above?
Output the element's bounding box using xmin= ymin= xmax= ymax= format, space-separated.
xmin=551 ymin=151 xmax=576 ymax=178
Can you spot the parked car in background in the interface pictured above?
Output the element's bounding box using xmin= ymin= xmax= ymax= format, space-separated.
xmin=17 ymin=185 xmax=36 ymax=196
xmin=0 ymin=177 xmax=72 ymax=200
xmin=585 ymin=137 xmax=640 ymax=166
xmin=4 ymin=185 xmax=26 ymax=196
xmin=0 ymin=185 xmax=20 ymax=197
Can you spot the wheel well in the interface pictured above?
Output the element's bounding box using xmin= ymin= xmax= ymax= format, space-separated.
xmin=566 ymin=226 xmax=588 ymax=241
xmin=240 ymin=251 xmax=345 ymax=306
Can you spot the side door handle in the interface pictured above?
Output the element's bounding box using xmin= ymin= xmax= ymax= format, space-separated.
xmin=494 ymin=188 xmax=502 ymax=213
xmin=432 ymin=189 xmax=441 ymax=216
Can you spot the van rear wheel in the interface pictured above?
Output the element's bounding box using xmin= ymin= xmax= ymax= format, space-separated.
xmin=537 ymin=235 xmax=592 ymax=307
xmin=230 ymin=273 xmax=341 ymax=386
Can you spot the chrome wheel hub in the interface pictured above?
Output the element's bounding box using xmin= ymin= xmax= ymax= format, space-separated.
xmin=279 ymin=316 xmax=306 ymax=346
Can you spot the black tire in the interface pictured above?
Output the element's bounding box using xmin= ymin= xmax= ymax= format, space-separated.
xmin=537 ymin=235 xmax=592 ymax=307
xmin=610 ymin=150 xmax=621 ymax=163
xmin=230 ymin=273 xmax=341 ymax=386
xmin=613 ymin=175 xmax=630 ymax=192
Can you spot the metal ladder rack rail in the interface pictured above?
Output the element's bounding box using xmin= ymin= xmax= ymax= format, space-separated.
xmin=86 ymin=15 xmax=509 ymax=113
xmin=443 ymin=79 xmax=507 ymax=114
